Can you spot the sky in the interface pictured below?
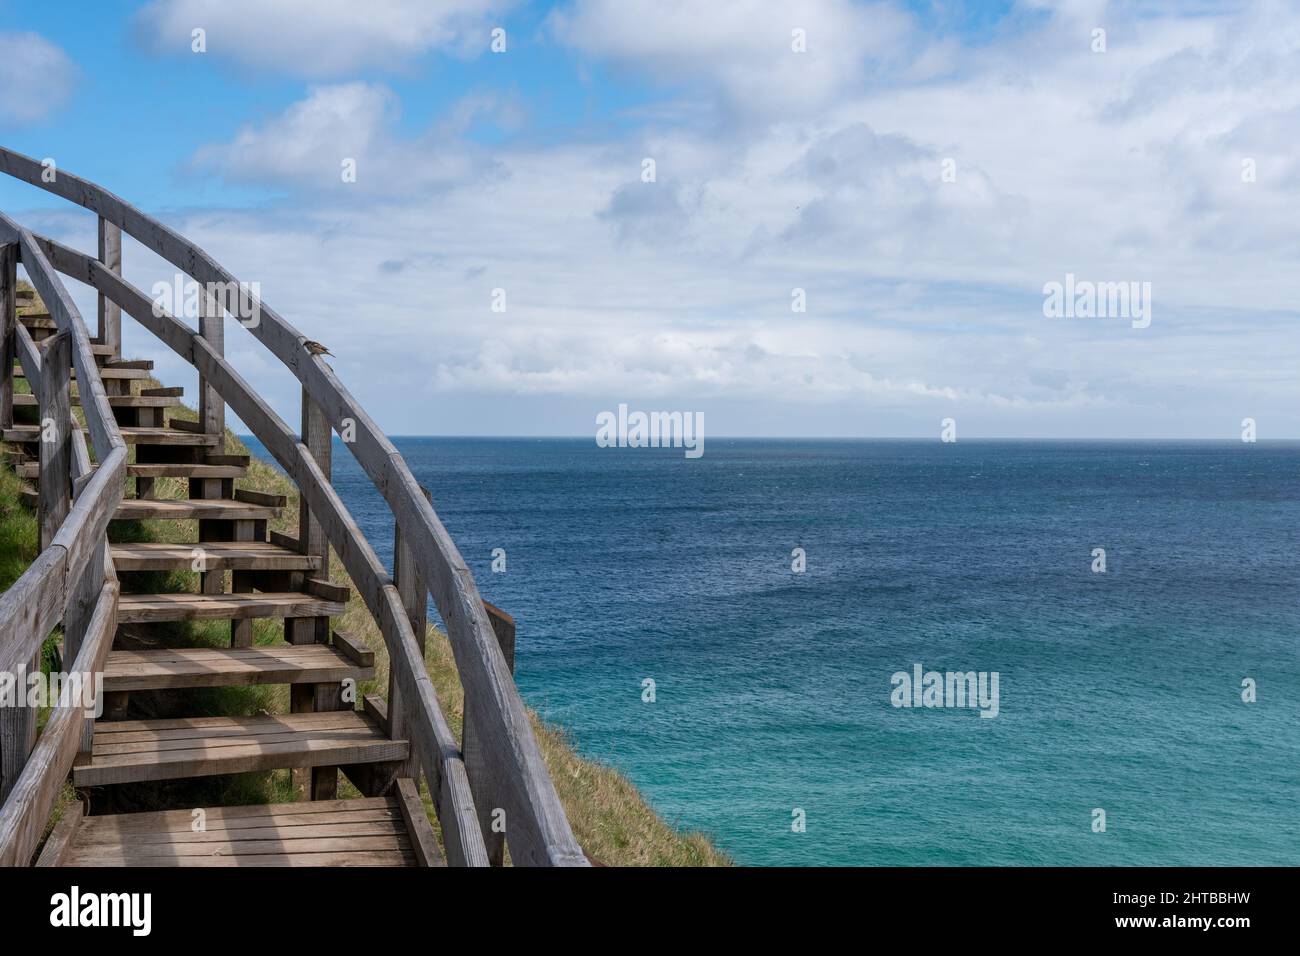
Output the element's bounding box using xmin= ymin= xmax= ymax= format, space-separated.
xmin=0 ymin=0 xmax=1297 ymax=439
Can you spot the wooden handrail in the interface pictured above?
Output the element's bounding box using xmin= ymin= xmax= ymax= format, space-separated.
xmin=36 ymin=232 xmax=492 ymax=866
xmin=0 ymin=208 xmax=124 ymax=864
xmin=1 ymin=139 xmax=585 ymax=863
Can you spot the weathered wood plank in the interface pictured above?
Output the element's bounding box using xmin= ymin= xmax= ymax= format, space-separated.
xmin=36 ymin=331 xmax=71 ymax=552
xmin=77 ymin=796 xmax=401 ymax=832
xmin=233 ymin=488 xmax=285 ymax=508
xmin=395 ymin=777 xmax=445 ymax=867
xmin=34 ymin=800 xmax=83 ymax=867
xmin=64 ymin=542 xmax=107 ymax=761
xmin=103 ymin=644 xmax=372 ymax=692
xmin=0 ymin=547 xmax=67 ymax=679
xmin=111 ymin=541 xmax=319 ymax=572
xmin=117 ymin=591 xmax=346 ymax=624
xmin=198 ymin=284 xmax=224 ymax=437
xmin=65 ymin=850 xmax=415 ymax=867
xmin=73 ymin=712 xmax=406 ymax=787
xmin=97 ymin=217 xmax=121 ymax=358
xmin=14 ymin=322 xmax=41 ymax=393
xmin=331 ymin=629 xmax=374 ymax=667
xmin=114 ymin=498 xmax=278 ymax=521
xmin=70 ymin=427 xmax=92 ymax=500
xmin=0 ymin=241 xmax=15 ymax=429
xmin=51 ymin=447 xmax=127 ymax=606
xmin=466 ymin=599 xmax=518 ymax=865
xmin=299 ymin=387 xmax=331 ymax=573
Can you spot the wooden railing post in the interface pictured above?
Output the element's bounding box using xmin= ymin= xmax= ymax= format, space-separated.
xmin=64 ymin=543 xmax=108 ymax=762
xmin=463 ymin=600 xmax=517 ymax=865
xmin=198 ymin=287 xmax=224 ymax=438
xmin=297 ymin=387 xmax=331 ymax=581
xmin=291 ymin=386 xmax=336 ymax=798
xmin=0 ymin=241 xmax=15 ymax=429
xmin=0 ymin=652 xmax=37 ymax=803
xmin=96 ymin=218 xmax=121 ymax=359
xmin=36 ymin=330 xmax=72 ymax=551
xmin=389 ymin=487 xmax=430 ymax=781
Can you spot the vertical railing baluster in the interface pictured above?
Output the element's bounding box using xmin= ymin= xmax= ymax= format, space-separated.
xmin=96 ymin=218 xmax=121 ymax=360
xmin=0 ymin=241 xmax=15 ymax=430
xmin=291 ymin=387 xmax=336 ymax=798
xmin=463 ymin=601 xmax=517 ymax=866
xmin=37 ymin=330 xmax=72 ymax=550
xmin=198 ymin=287 xmax=224 ymax=438
xmin=0 ymin=243 xmax=23 ymax=801
xmin=65 ymin=542 xmax=107 ymax=764
xmin=390 ymin=488 xmax=429 ymax=783
xmin=297 ymin=387 xmax=331 ymax=588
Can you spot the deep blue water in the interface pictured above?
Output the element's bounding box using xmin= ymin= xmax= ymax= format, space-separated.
xmin=243 ymin=437 xmax=1300 ymax=866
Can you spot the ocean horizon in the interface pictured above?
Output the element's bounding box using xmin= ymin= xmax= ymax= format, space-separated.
xmin=242 ymin=436 xmax=1300 ymax=866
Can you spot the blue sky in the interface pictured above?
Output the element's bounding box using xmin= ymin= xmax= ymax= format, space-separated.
xmin=1 ymin=0 xmax=1297 ymax=438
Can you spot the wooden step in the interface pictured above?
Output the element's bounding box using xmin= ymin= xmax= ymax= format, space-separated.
xmin=18 ymin=312 xmax=54 ymax=329
xmin=103 ymin=644 xmax=372 ymax=692
xmin=17 ymin=334 xmax=118 ymax=357
xmin=14 ymin=364 xmax=150 ymax=380
xmin=15 ymin=461 xmax=248 ymax=481
xmin=128 ymin=460 xmax=246 ymax=477
xmin=71 ymin=712 xmax=406 ymax=786
xmin=11 ymin=392 xmax=182 ymax=408
xmin=117 ymin=591 xmax=346 ymax=624
xmin=47 ymin=794 xmax=435 ymax=866
xmin=123 ymin=426 xmax=220 ymax=445
xmin=2 ymin=425 xmax=219 ymax=446
xmin=111 ymin=540 xmax=318 ymax=572
xmin=113 ymin=497 xmax=279 ymax=522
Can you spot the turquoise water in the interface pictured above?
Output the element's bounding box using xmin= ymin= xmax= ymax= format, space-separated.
xmin=246 ymin=437 xmax=1300 ymax=865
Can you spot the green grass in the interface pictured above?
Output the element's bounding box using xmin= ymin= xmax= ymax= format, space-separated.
xmin=1 ymin=282 xmax=729 ymax=865
xmin=0 ymin=457 xmax=36 ymax=591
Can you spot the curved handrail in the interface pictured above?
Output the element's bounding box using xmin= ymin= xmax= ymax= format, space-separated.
xmin=0 ymin=145 xmax=584 ymax=865
xmin=0 ymin=209 xmax=124 ymax=865
xmin=0 ymin=209 xmax=125 ymax=673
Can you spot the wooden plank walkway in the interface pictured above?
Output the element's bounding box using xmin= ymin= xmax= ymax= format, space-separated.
xmin=41 ymin=794 xmax=441 ymax=867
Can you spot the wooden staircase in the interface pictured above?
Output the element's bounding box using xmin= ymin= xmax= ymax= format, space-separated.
xmin=3 ymin=300 xmax=434 ymax=866
xmin=0 ymin=145 xmax=585 ymax=868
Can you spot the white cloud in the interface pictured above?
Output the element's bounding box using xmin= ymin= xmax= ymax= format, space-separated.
xmin=187 ymin=82 xmax=504 ymax=192
xmin=135 ymin=0 xmax=515 ymax=75
xmin=165 ymin=0 xmax=1300 ymax=437
xmin=550 ymin=0 xmax=919 ymax=122
xmin=0 ymin=32 xmax=76 ymax=124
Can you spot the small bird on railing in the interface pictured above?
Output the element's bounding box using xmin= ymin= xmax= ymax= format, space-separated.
xmin=303 ymin=340 xmax=333 ymax=358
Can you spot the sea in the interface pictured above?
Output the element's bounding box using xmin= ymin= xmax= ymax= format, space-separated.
xmin=243 ymin=436 xmax=1300 ymax=866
